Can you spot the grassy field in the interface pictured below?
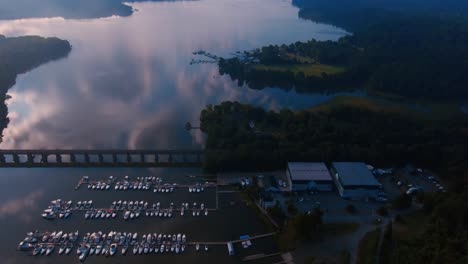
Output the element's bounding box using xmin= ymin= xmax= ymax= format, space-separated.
xmin=356 ymin=228 xmax=381 ymax=264
xmin=310 ymin=95 xmax=467 ymax=121
xmin=252 ymin=63 xmax=345 ymax=77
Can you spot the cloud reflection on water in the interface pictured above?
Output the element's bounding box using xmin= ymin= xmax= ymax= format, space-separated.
xmin=0 ymin=191 xmax=44 ymax=224
xmin=0 ymin=0 xmax=347 ymax=150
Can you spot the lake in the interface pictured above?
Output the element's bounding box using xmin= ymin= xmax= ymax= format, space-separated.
xmin=0 ymin=0 xmax=347 ymax=263
xmin=0 ymin=0 xmax=347 ymax=150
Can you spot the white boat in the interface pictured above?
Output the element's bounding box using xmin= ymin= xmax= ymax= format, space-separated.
xmin=132 ymin=245 xmax=138 ymax=255
xmin=89 ymin=244 xmax=95 ymax=255
xmin=196 ymin=244 xmax=200 ymax=251
xmin=171 ymin=244 xmax=175 ymax=252
xmin=138 ymin=244 xmax=143 ymax=254
xmin=58 ymin=244 xmax=66 ymax=255
xmin=176 ymin=244 xmax=180 ymax=254
xmin=155 ymin=245 xmax=159 ymax=253
xmin=65 ymin=244 xmax=73 ymax=255
xmin=112 ymin=211 xmax=117 ymax=218
xmin=177 ymin=234 xmax=181 ymax=242
xmin=144 ymin=244 xmax=149 ymax=254
xmin=205 ymin=209 xmax=208 ymax=216
xmin=124 ymin=211 xmax=130 ymax=220
xmin=182 ymin=234 xmax=186 ymax=243
xmin=110 ymin=244 xmax=117 ymax=256
xmin=205 ymin=245 xmax=208 ymax=251
xmin=96 ymin=244 xmax=102 ymax=255
xmin=84 ymin=211 xmax=90 ymax=219
xmin=160 ymin=244 xmax=164 ymax=253
xmin=181 ymin=244 xmax=186 ymax=252
xmin=122 ymin=244 xmax=128 ymax=255
xmin=46 ymin=244 xmax=55 ymax=255
xmin=40 ymin=244 xmax=47 ymax=255
xmin=130 ymin=211 xmax=135 ymax=219
xmin=133 ymin=233 xmax=138 ymax=241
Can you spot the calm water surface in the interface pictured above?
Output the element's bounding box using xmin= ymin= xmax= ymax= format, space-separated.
xmin=0 ymin=0 xmax=347 ymax=263
xmin=0 ymin=0 xmax=346 ymax=149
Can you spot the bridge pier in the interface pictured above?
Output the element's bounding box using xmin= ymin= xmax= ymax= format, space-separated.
xmin=84 ymin=153 xmax=90 ymax=163
xmin=27 ymin=154 xmax=34 ymax=164
xmin=0 ymin=154 xmax=4 ymax=163
xmin=56 ymin=154 xmax=62 ymax=163
xmin=126 ymin=153 xmax=131 ymax=163
xmin=13 ymin=154 xmax=20 ymax=164
xmin=140 ymin=154 xmax=145 ymax=163
xmin=168 ymin=154 xmax=173 ymax=163
xmin=112 ymin=154 xmax=118 ymax=163
xmin=154 ymin=154 xmax=159 ymax=163
xmin=98 ymin=154 xmax=104 ymax=163
xmin=41 ymin=154 xmax=48 ymax=163
xmin=70 ymin=154 xmax=76 ymax=163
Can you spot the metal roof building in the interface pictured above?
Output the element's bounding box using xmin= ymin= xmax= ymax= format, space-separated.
xmin=287 ymin=162 xmax=333 ymax=191
xmin=331 ymin=162 xmax=381 ymax=199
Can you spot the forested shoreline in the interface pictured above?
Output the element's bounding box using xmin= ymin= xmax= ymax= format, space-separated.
xmin=219 ymin=2 xmax=468 ymax=101
xmin=0 ymin=35 xmax=71 ymax=141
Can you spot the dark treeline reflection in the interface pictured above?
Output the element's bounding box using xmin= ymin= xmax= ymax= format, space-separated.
xmin=0 ymin=35 xmax=71 ymax=141
xmin=0 ymin=0 xmax=197 ymax=20
xmin=218 ymin=0 xmax=468 ymax=101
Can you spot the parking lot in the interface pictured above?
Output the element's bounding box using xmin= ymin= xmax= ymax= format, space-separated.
xmin=375 ymin=165 xmax=446 ymax=198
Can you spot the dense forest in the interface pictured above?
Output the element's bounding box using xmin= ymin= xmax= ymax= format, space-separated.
xmin=219 ymin=2 xmax=468 ymax=100
xmin=382 ymin=191 xmax=468 ymax=264
xmin=0 ymin=35 xmax=71 ymax=141
xmin=200 ymin=101 xmax=468 ymax=187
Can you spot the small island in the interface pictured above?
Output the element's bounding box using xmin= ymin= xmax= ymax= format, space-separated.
xmin=0 ymin=34 xmax=72 ymax=140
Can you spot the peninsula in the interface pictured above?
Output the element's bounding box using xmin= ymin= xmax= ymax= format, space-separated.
xmin=0 ymin=34 xmax=71 ymax=140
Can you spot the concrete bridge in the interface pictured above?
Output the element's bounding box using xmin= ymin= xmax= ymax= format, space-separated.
xmin=0 ymin=149 xmax=204 ymax=168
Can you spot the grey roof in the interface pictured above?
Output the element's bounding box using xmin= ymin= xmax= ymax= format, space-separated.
xmin=288 ymin=162 xmax=332 ymax=181
xmin=332 ymin=162 xmax=380 ymax=187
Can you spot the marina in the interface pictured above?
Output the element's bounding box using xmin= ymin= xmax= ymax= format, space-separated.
xmin=4 ymin=167 xmax=279 ymax=263
xmin=17 ymin=229 xmax=276 ymax=262
xmin=75 ymin=175 xmax=215 ymax=192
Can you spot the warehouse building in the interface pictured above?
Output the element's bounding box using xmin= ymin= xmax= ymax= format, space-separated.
xmin=330 ymin=162 xmax=381 ymax=199
xmin=287 ymin=162 xmax=333 ymax=191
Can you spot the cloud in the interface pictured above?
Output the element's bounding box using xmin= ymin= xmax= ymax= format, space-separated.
xmin=0 ymin=191 xmax=44 ymax=223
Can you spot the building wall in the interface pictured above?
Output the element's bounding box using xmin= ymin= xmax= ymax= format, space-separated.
xmin=292 ymin=181 xmax=333 ymax=192
xmin=334 ymin=177 xmax=378 ymax=199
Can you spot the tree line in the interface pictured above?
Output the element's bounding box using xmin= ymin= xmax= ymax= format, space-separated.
xmin=219 ymin=7 xmax=468 ymax=101
xmin=0 ymin=35 xmax=71 ymax=141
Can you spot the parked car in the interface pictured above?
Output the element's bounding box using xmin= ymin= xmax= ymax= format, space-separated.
xmin=376 ymin=196 xmax=388 ymax=202
xmin=397 ymin=181 xmax=403 ymax=186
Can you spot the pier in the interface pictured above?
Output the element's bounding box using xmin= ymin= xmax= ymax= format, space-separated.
xmin=0 ymin=149 xmax=205 ymax=168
